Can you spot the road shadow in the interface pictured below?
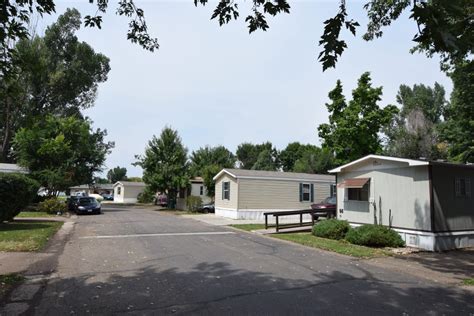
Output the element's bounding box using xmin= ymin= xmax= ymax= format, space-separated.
xmin=0 ymin=221 xmax=56 ymax=231
xmin=23 ymin=261 xmax=474 ymax=315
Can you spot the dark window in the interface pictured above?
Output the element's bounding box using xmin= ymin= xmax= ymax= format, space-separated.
xmin=330 ymin=184 xmax=336 ymax=197
xmin=223 ymin=182 xmax=230 ymax=200
xmin=347 ymin=183 xmax=369 ymax=201
xmin=200 ymin=186 xmax=204 ymax=196
xmin=302 ymin=184 xmax=311 ymax=202
xmin=117 ymin=187 xmax=121 ymax=195
xmin=455 ymin=177 xmax=471 ymax=198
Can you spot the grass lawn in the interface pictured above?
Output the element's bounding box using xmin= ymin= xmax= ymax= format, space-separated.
xmin=462 ymin=278 xmax=474 ymax=286
xmin=0 ymin=274 xmax=24 ymax=298
xmin=230 ymin=224 xmax=390 ymax=258
xmin=0 ymin=221 xmax=63 ymax=252
xmin=16 ymin=211 xmax=56 ymax=218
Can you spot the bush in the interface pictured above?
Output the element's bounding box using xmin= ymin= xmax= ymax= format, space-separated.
xmin=137 ymin=187 xmax=155 ymax=204
xmin=0 ymin=173 xmax=40 ymax=222
xmin=345 ymin=224 xmax=405 ymax=248
xmin=186 ymin=195 xmax=203 ymax=212
xmin=312 ymin=219 xmax=350 ymax=240
xmin=37 ymin=198 xmax=67 ymax=214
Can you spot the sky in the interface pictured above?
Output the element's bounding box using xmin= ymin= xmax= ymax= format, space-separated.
xmin=38 ymin=1 xmax=453 ymax=177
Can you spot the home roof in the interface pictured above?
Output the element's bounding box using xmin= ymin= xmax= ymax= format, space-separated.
xmin=0 ymin=163 xmax=28 ymax=174
xmin=70 ymin=183 xmax=114 ymax=190
xmin=114 ymin=181 xmax=146 ymax=187
xmin=328 ymin=154 xmax=474 ymax=173
xmin=213 ymin=168 xmax=334 ymax=182
xmin=191 ymin=177 xmax=203 ymax=183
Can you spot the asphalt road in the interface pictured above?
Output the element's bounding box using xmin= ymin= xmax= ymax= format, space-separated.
xmin=26 ymin=207 xmax=474 ymax=315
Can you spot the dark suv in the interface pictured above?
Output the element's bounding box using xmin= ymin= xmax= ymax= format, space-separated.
xmin=68 ymin=197 xmax=101 ymax=215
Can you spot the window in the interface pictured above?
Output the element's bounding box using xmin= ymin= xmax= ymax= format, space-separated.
xmin=200 ymin=186 xmax=204 ymax=196
xmin=455 ymin=177 xmax=471 ymax=198
xmin=330 ymin=184 xmax=336 ymax=197
xmin=299 ymin=183 xmax=313 ymax=202
xmin=347 ymin=183 xmax=369 ymax=201
xmin=117 ymin=187 xmax=121 ymax=195
xmin=222 ymin=182 xmax=230 ymax=200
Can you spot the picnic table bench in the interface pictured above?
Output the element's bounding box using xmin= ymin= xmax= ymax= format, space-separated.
xmin=264 ymin=209 xmax=318 ymax=232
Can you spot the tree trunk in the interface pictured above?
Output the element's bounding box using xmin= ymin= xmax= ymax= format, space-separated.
xmin=1 ymin=94 xmax=12 ymax=163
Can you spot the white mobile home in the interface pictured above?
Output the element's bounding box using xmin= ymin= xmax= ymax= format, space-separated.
xmin=176 ymin=177 xmax=212 ymax=210
xmin=329 ymin=155 xmax=474 ymax=251
xmin=213 ymin=169 xmax=335 ymax=220
xmin=113 ymin=181 xmax=146 ymax=203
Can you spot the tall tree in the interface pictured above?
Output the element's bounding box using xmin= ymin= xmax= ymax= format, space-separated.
xmin=107 ymin=167 xmax=128 ymax=183
xmin=292 ymin=147 xmax=335 ymax=174
xmin=0 ymin=8 xmax=110 ymax=162
xmin=189 ymin=145 xmax=235 ymax=177
xmin=12 ymin=115 xmax=113 ymax=196
xmin=236 ymin=142 xmax=279 ymax=170
xmin=318 ymin=72 xmax=397 ymax=165
xmin=440 ymin=61 xmax=474 ymax=163
xmin=384 ymin=83 xmax=448 ymax=160
xmin=135 ymin=127 xmax=188 ymax=208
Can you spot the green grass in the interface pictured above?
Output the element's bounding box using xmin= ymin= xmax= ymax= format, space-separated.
xmin=16 ymin=211 xmax=56 ymax=218
xmin=230 ymin=224 xmax=391 ymax=258
xmin=462 ymin=278 xmax=474 ymax=286
xmin=272 ymin=233 xmax=391 ymax=258
xmin=0 ymin=221 xmax=63 ymax=252
xmin=0 ymin=274 xmax=25 ymax=298
xmin=230 ymin=224 xmax=266 ymax=231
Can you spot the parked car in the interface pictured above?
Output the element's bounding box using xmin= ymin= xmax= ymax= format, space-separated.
xmin=155 ymin=194 xmax=168 ymax=207
xmin=101 ymin=193 xmax=114 ymax=201
xmin=199 ymin=202 xmax=215 ymax=213
xmin=311 ymin=196 xmax=336 ymax=220
xmin=69 ymin=197 xmax=101 ymax=215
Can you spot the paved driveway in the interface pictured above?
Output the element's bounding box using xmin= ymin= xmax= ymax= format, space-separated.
xmin=21 ymin=207 xmax=474 ymax=314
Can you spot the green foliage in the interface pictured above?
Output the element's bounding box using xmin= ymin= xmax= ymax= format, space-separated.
xmin=107 ymin=166 xmax=127 ymax=183
xmin=127 ymin=177 xmax=143 ymax=182
xmin=345 ymin=224 xmax=405 ymax=248
xmin=312 ymin=219 xmax=350 ymax=240
xmin=318 ymin=73 xmax=398 ymax=165
xmin=135 ymin=127 xmax=188 ymax=208
xmin=186 ymin=195 xmax=203 ymax=213
xmin=137 ymin=187 xmax=155 ymax=204
xmin=440 ymin=61 xmax=474 ymax=163
xmin=236 ymin=142 xmax=279 ymax=170
xmin=37 ymin=198 xmax=67 ymax=215
xmin=293 ymin=147 xmax=335 ymax=174
xmin=189 ymin=145 xmax=235 ymax=190
xmin=13 ymin=115 xmax=113 ymax=195
xmin=0 ymin=173 xmax=39 ymax=222
xmin=384 ymin=83 xmax=448 ymax=160
xmin=1 ymin=8 xmax=110 ymax=162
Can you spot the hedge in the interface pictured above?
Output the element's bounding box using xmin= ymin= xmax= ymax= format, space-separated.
xmin=186 ymin=195 xmax=203 ymax=212
xmin=0 ymin=173 xmax=40 ymax=222
xmin=312 ymin=219 xmax=350 ymax=240
xmin=37 ymin=198 xmax=67 ymax=214
xmin=345 ymin=224 xmax=405 ymax=248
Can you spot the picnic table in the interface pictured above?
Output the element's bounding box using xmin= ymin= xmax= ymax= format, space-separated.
xmin=264 ymin=209 xmax=318 ymax=232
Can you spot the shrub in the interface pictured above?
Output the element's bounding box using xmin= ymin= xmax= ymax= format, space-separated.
xmin=137 ymin=187 xmax=155 ymax=204
xmin=345 ymin=224 xmax=405 ymax=248
xmin=312 ymin=219 xmax=350 ymax=240
xmin=186 ymin=195 xmax=203 ymax=212
xmin=37 ymin=198 xmax=67 ymax=214
xmin=0 ymin=173 xmax=40 ymax=222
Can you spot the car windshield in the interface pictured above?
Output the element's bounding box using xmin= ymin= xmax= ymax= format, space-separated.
xmin=79 ymin=198 xmax=97 ymax=206
xmin=327 ymin=197 xmax=336 ymax=204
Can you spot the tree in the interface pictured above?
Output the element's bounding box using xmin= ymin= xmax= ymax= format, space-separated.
xmin=292 ymin=147 xmax=335 ymax=174
xmin=236 ymin=142 xmax=279 ymax=170
xmin=279 ymin=142 xmax=331 ymax=172
xmin=318 ymin=72 xmax=397 ymax=165
xmin=189 ymin=145 xmax=235 ymax=198
xmin=440 ymin=61 xmax=474 ymax=163
xmin=107 ymin=166 xmax=127 ymax=183
xmin=1 ymin=1 xmax=471 ymax=75
xmin=0 ymin=8 xmax=110 ymax=162
xmin=189 ymin=145 xmax=235 ymax=177
xmin=127 ymin=177 xmax=143 ymax=182
xmin=12 ymin=115 xmax=113 ymax=196
xmin=384 ymin=83 xmax=448 ymax=160
xmin=135 ymin=127 xmax=188 ymax=208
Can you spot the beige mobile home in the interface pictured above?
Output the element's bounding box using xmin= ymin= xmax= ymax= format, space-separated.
xmin=329 ymin=155 xmax=474 ymax=251
xmin=213 ymin=169 xmax=335 ymax=219
xmin=113 ymin=181 xmax=146 ymax=203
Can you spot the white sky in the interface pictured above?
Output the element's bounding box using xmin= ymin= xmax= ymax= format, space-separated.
xmin=39 ymin=1 xmax=453 ymax=177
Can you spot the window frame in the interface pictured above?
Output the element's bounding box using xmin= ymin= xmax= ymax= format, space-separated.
xmin=222 ymin=182 xmax=230 ymax=200
xmin=301 ymin=183 xmax=311 ymax=202
xmin=200 ymin=185 xmax=204 ymax=196
xmin=455 ymin=177 xmax=471 ymax=199
xmin=347 ymin=182 xmax=370 ymax=202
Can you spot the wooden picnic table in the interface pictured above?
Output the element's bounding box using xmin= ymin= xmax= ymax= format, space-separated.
xmin=264 ymin=209 xmax=318 ymax=232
